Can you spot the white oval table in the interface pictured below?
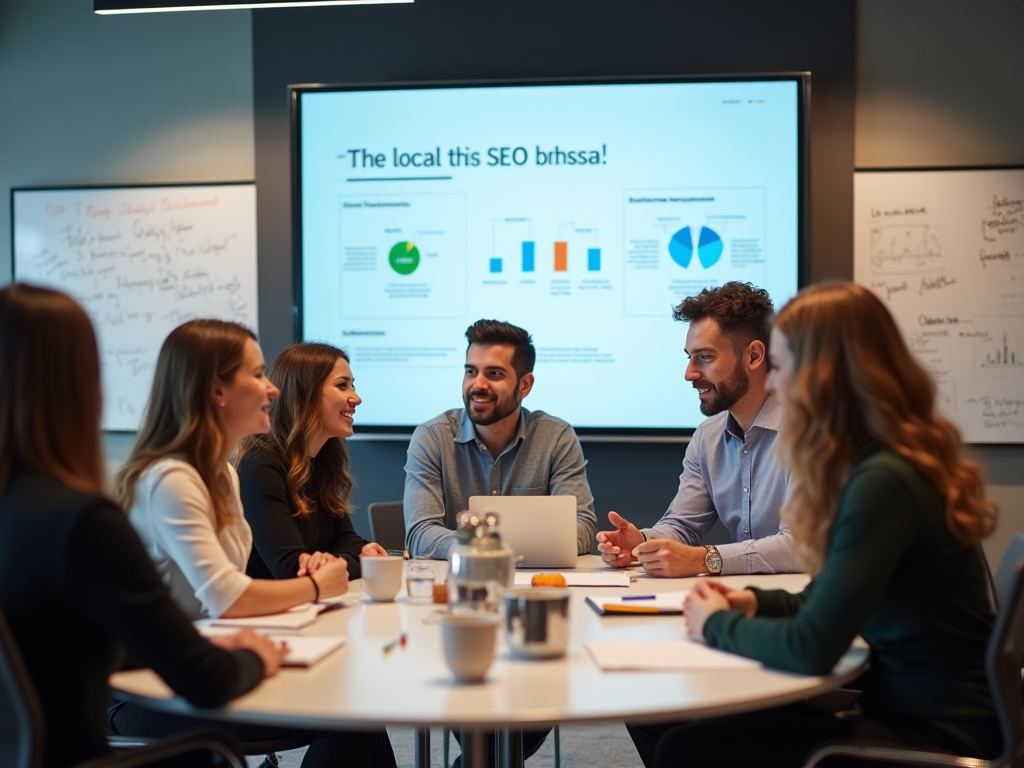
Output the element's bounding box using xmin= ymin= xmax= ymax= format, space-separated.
xmin=110 ymin=557 xmax=868 ymax=768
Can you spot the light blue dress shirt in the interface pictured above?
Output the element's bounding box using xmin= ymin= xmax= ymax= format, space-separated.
xmin=641 ymin=394 xmax=796 ymax=575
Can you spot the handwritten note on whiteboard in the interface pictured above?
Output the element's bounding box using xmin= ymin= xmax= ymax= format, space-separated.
xmin=12 ymin=184 xmax=258 ymax=431
xmin=854 ymin=169 xmax=1024 ymax=443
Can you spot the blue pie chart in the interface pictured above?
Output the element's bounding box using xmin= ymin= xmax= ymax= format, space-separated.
xmin=697 ymin=226 xmax=723 ymax=268
xmin=668 ymin=227 xmax=694 ymax=268
xmin=668 ymin=226 xmax=723 ymax=269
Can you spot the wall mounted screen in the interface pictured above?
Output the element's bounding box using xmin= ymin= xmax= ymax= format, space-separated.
xmin=294 ymin=76 xmax=806 ymax=434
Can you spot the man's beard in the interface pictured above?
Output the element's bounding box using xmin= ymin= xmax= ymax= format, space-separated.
xmin=699 ymin=358 xmax=750 ymax=417
xmin=465 ymin=387 xmax=521 ymax=426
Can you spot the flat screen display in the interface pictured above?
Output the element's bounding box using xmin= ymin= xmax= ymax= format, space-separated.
xmin=294 ymin=76 xmax=806 ymax=433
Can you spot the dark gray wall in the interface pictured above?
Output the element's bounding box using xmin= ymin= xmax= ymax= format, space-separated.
xmin=251 ymin=0 xmax=856 ymax=541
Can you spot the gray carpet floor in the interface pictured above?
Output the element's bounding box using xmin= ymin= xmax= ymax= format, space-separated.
xmin=247 ymin=723 xmax=644 ymax=768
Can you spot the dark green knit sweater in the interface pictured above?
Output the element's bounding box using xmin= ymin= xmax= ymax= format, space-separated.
xmin=704 ymin=449 xmax=998 ymax=756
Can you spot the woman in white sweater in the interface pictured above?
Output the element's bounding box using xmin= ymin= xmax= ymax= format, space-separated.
xmin=112 ymin=318 xmax=396 ymax=768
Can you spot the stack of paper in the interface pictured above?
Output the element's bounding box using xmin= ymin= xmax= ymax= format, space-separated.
xmin=585 ymin=640 xmax=762 ymax=671
xmin=198 ymin=601 xmax=344 ymax=631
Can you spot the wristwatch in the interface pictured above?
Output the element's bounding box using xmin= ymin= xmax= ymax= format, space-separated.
xmin=704 ymin=544 xmax=723 ymax=575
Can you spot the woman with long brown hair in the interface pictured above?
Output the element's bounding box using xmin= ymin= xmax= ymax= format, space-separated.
xmin=656 ymin=282 xmax=1000 ymax=767
xmin=235 ymin=342 xmax=385 ymax=583
xmin=111 ymin=320 xmax=395 ymax=768
xmin=0 ymin=284 xmax=280 ymax=768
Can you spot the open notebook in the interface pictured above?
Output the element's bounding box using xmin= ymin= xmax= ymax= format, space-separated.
xmin=198 ymin=627 xmax=347 ymax=668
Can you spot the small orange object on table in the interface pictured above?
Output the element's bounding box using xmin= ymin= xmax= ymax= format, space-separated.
xmin=530 ymin=573 xmax=567 ymax=587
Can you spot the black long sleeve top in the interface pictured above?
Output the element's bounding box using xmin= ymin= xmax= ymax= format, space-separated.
xmin=0 ymin=471 xmax=264 ymax=768
xmin=237 ymin=445 xmax=370 ymax=580
xmin=705 ymin=449 xmax=998 ymax=757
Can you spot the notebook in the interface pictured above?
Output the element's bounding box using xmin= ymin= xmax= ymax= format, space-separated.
xmin=198 ymin=627 xmax=347 ymax=667
xmin=585 ymin=590 xmax=688 ymax=615
xmin=468 ymin=495 xmax=578 ymax=568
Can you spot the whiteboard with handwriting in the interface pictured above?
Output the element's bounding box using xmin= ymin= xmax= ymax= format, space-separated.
xmin=854 ymin=168 xmax=1024 ymax=443
xmin=13 ymin=184 xmax=258 ymax=431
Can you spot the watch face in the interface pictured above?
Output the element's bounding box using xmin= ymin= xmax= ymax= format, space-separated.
xmin=705 ymin=547 xmax=723 ymax=574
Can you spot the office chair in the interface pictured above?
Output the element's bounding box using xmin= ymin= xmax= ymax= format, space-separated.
xmin=0 ymin=607 xmax=246 ymax=768
xmin=993 ymin=533 xmax=1024 ymax=609
xmin=368 ymin=501 xmax=407 ymax=552
xmin=803 ymin=560 xmax=1024 ymax=768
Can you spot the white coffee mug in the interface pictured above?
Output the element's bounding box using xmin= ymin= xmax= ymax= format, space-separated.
xmin=360 ymin=555 xmax=404 ymax=602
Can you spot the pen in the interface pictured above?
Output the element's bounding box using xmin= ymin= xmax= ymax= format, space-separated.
xmin=622 ymin=595 xmax=656 ymax=601
xmin=382 ymin=633 xmax=407 ymax=654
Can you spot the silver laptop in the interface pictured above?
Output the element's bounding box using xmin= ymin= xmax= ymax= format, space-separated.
xmin=468 ymin=495 xmax=578 ymax=568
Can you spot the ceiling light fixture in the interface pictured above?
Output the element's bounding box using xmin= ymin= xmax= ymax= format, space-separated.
xmin=95 ymin=0 xmax=411 ymax=14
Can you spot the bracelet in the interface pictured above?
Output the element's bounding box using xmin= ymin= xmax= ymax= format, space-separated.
xmin=307 ymin=574 xmax=320 ymax=603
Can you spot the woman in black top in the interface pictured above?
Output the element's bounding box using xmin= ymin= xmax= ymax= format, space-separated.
xmin=236 ymin=342 xmax=386 ymax=582
xmin=0 ymin=284 xmax=282 ymax=768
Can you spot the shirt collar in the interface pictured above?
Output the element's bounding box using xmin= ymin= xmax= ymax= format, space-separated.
xmin=724 ymin=393 xmax=781 ymax=441
xmin=454 ymin=407 xmax=529 ymax=450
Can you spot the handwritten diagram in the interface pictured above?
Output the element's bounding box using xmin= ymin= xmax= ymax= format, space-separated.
xmin=855 ymin=169 xmax=1024 ymax=442
xmin=13 ymin=184 xmax=258 ymax=431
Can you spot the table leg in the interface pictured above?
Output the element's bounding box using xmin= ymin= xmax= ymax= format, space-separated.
xmin=502 ymin=728 xmax=524 ymax=768
xmin=459 ymin=728 xmax=488 ymax=768
xmin=415 ymin=727 xmax=431 ymax=768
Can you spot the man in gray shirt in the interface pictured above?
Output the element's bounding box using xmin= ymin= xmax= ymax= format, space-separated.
xmin=404 ymin=319 xmax=598 ymax=560
xmin=597 ymin=282 xmax=796 ymax=579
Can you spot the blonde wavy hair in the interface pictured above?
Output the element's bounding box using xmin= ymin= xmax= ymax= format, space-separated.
xmin=773 ymin=282 xmax=997 ymax=573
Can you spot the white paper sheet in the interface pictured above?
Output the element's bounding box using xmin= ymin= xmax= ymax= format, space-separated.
xmin=513 ymin=571 xmax=631 ymax=587
xmin=585 ymin=640 xmax=763 ymax=671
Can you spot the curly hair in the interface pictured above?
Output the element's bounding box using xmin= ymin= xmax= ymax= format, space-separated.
xmin=235 ymin=342 xmax=354 ymax=519
xmin=672 ymin=282 xmax=774 ymax=352
xmin=773 ymin=282 xmax=997 ymax=573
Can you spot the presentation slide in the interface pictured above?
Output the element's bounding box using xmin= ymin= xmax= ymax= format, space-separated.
xmin=298 ymin=79 xmax=801 ymax=430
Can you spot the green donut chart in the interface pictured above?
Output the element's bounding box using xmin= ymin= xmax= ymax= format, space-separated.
xmin=388 ymin=241 xmax=420 ymax=275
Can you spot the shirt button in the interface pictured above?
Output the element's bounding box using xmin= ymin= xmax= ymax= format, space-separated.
xmin=492 ymin=490 xmax=498 ymax=496
xmin=743 ymin=488 xmax=748 ymax=493
xmin=743 ymin=449 xmax=749 ymax=454
xmin=744 ymin=528 xmax=750 ymax=534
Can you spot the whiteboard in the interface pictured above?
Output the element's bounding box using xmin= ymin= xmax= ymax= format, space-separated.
xmin=854 ymin=168 xmax=1024 ymax=443
xmin=12 ymin=184 xmax=259 ymax=431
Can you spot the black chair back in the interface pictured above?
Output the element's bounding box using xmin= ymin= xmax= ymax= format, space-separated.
xmin=368 ymin=501 xmax=406 ymax=552
xmin=0 ymin=607 xmax=42 ymax=768
xmin=987 ymin=560 xmax=1024 ymax=767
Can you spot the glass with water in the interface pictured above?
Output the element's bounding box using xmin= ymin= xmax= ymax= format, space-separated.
xmin=406 ymin=564 xmax=435 ymax=603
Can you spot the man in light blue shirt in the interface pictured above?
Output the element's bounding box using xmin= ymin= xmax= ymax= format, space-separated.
xmin=597 ymin=282 xmax=796 ymax=578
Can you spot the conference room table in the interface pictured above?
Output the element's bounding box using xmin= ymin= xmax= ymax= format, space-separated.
xmin=110 ymin=556 xmax=868 ymax=768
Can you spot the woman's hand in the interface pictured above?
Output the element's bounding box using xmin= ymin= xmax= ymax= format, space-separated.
xmin=699 ymin=580 xmax=759 ymax=617
xmin=683 ymin=579 xmax=732 ymax=637
xmin=360 ymin=542 xmax=388 ymax=558
xmin=310 ymin=556 xmax=349 ymax=599
xmin=297 ymin=550 xmax=337 ymax=577
xmin=208 ymin=629 xmax=288 ymax=677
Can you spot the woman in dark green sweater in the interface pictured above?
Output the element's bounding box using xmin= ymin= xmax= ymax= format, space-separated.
xmin=657 ymin=282 xmax=1000 ymax=768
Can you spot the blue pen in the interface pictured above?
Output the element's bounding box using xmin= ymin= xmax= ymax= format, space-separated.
xmin=622 ymin=595 xmax=656 ymax=601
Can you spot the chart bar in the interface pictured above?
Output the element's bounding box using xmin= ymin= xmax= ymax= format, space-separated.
xmin=588 ymin=248 xmax=601 ymax=271
xmin=522 ymin=242 xmax=535 ymax=272
xmin=554 ymin=242 xmax=568 ymax=272
xmin=489 ymin=258 xmax=502 ymax=273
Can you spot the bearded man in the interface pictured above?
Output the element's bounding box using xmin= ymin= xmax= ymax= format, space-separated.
xmin=403 ymin=319 xmax=597 ymax=560
xmin=597 ymin=282 xmax=796 ymax=579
